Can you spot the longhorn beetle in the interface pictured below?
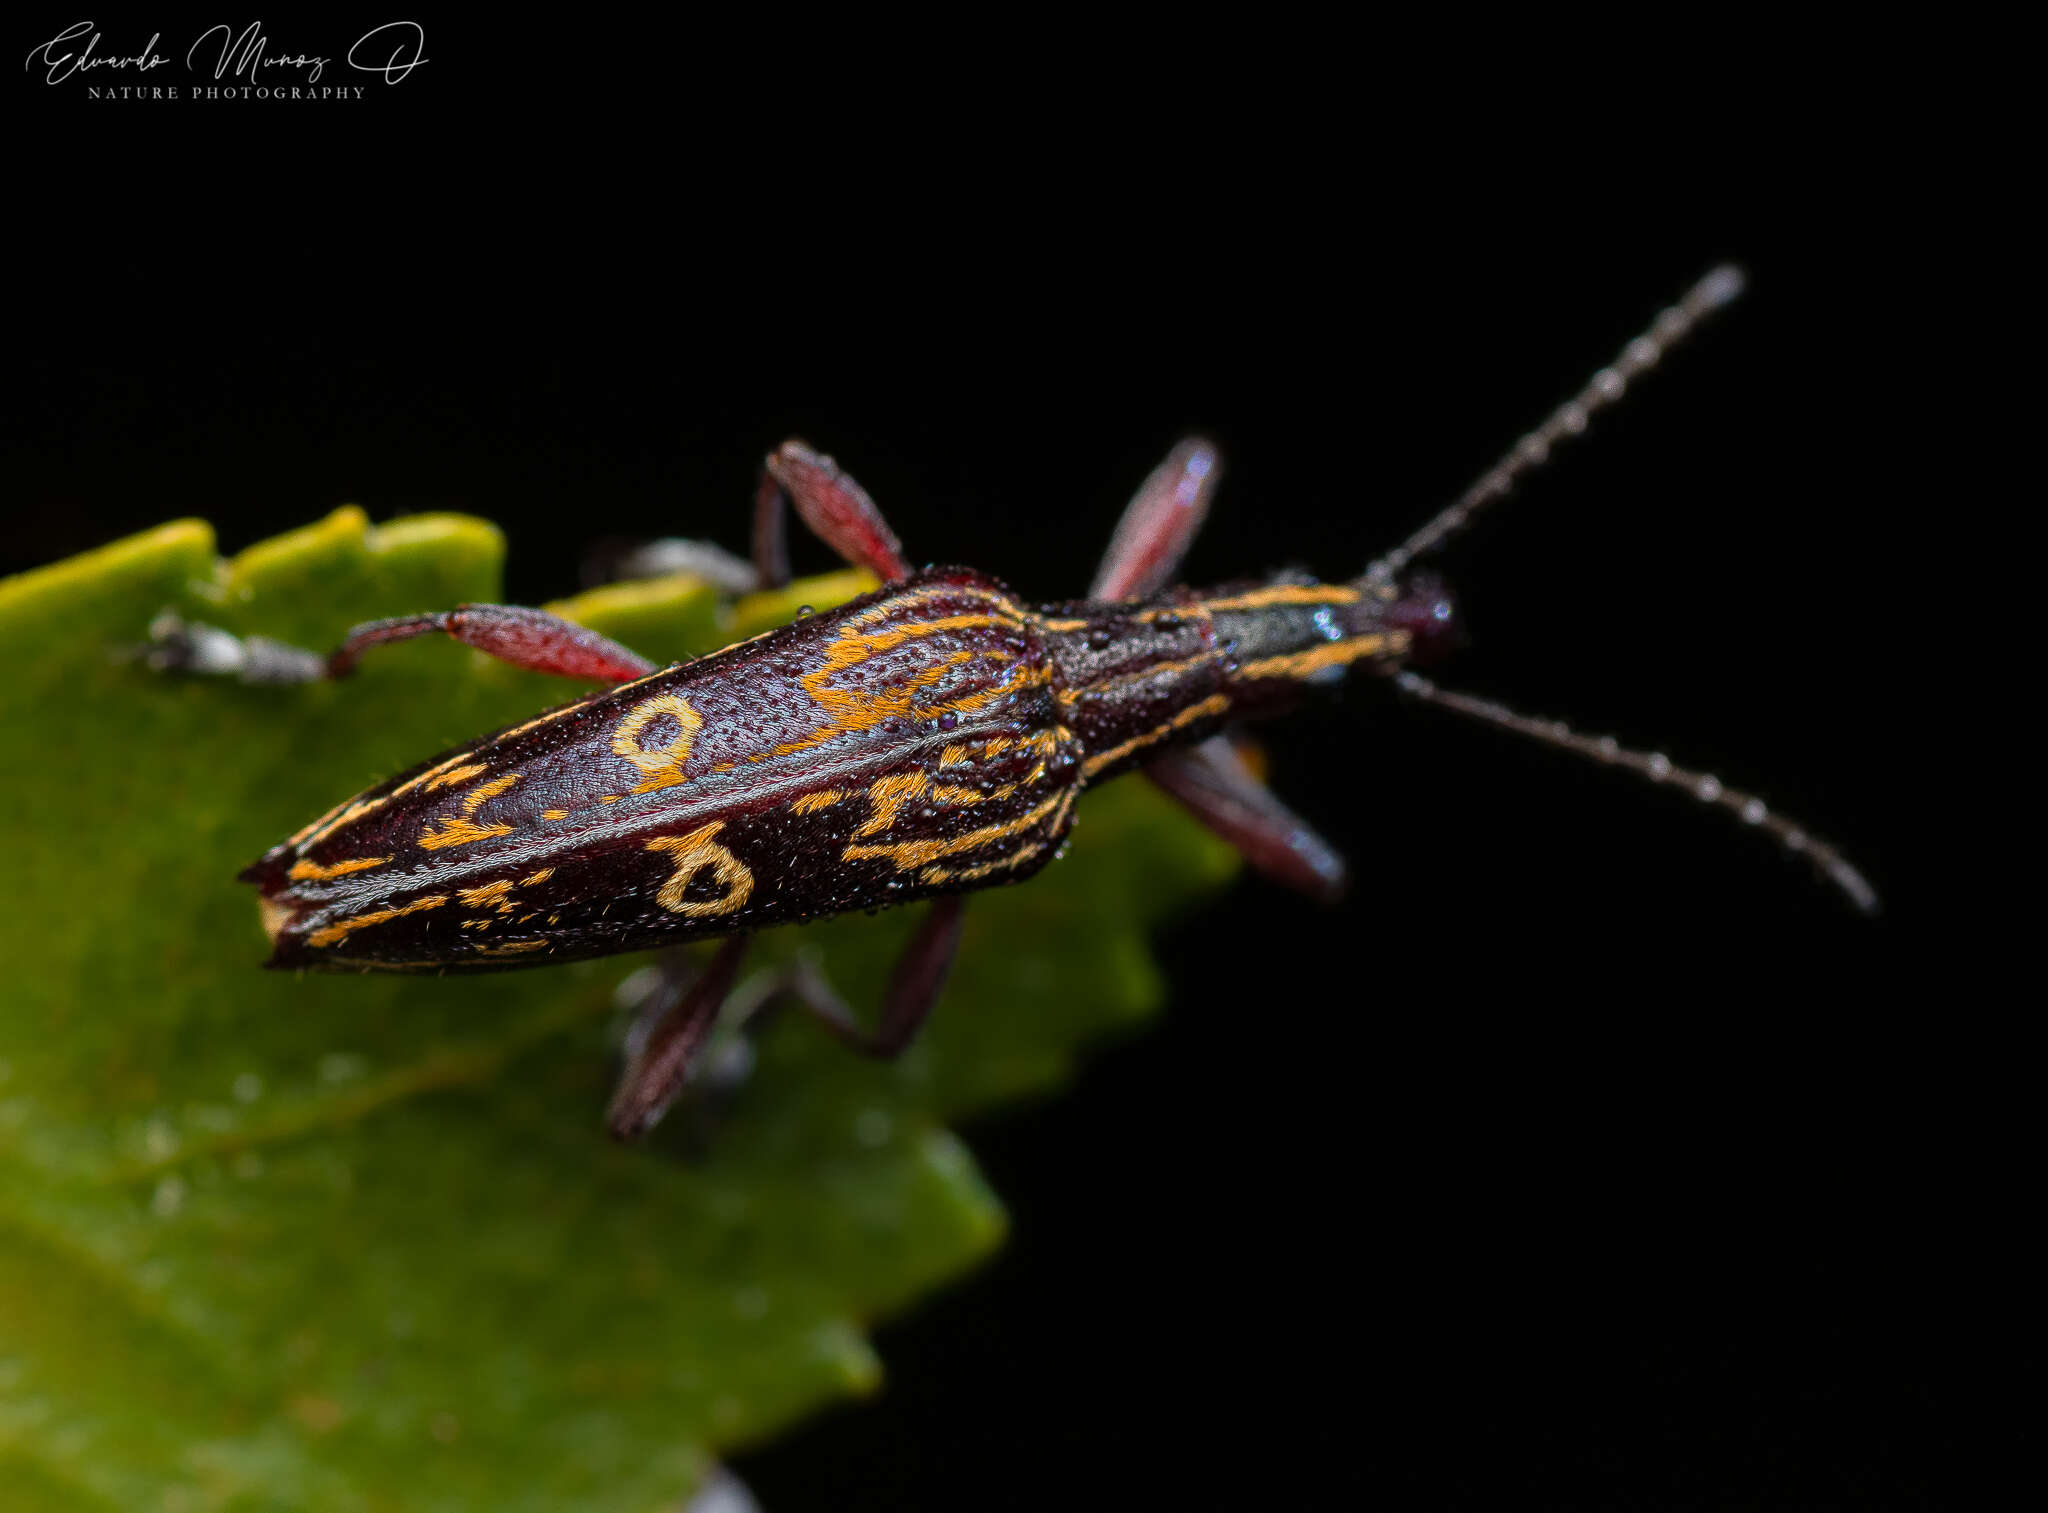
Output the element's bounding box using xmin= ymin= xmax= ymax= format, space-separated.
xmin=151 ymin=265 xmax=1876 ymax=1140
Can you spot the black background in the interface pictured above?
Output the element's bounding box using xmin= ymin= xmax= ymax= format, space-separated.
xmin=11 ymin=15 xmax=1989 ymax=1511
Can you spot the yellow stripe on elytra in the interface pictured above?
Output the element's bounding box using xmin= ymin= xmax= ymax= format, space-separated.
xmin=1237 ymin=634 xmax=1394 ymax=682
xmin=791 ymin=789 xmax=848 ymax=814
xmin=461 ymin=774 xmax=520 ymax=814
xmin=388 ymin=751 xmax=477 ymax=801
xmin=921 ymin=838 xmax=1049 ymax=886
xmin=856 ymin=772 xmax=929 ymax=836
xmin=417 ymin=771 xmax=523 ymax=849
xmin=749 ymin=587 xmax=1038 ymax=763
xmin=1079 ymin=693 xmax=1232 ymax=779
xmin=298 ymin=799 xmax=382 ymax=851
xmin=475 ymin=939 xmax=550 ymax=956
xmin=289 ymin=792 xmax=363 ymax=848
xmin=287 ymin=854 xmax=392 ymax=882
xmin=842 ymin=788 xmax=1070 ymax=873
xmin=843 ymin=584 xmax=1026 ymax=629
xmin=419 ymin=817 xmax=515 ymax=850
xmin=494 ymin=702 xmax=595 ymax=742
xmin=422 ymin=762 xmax=490 ymax=793
xmin=457 ymin=879 xmax=516 ymax=909
xmin=306 ymin=893 xmax=448 ymax=949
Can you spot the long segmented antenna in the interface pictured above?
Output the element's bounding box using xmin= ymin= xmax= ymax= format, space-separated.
xmin=1365 ymin=264 xmax=1748 ymax=584
xmin=1392 ymin=670 xmax=1879 ymax=914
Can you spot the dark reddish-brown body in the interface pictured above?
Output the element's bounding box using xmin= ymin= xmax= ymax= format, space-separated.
xmin=247 ymin=566 xmax=1421 ymax=972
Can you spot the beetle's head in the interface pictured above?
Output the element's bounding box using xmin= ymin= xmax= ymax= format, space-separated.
xmin=1386 ymin=572 xmax=1461 ymax=664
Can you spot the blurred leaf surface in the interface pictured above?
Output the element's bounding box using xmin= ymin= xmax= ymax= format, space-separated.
xmin=0 ymin=510 xmax=1235 ymax=1511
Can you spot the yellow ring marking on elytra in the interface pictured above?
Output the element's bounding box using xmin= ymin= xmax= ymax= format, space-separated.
xmin=1236 ymin=635 xmax=1392 ymax=682
xmin=287 ymin=854 xmax=393 ymax=882
xmin=645 ymin=821 xmax=754 ymax=917
xmin=611 ymin=693 xmax=704 ymax=794
xmin=305 ymin=893 xmax=448 ymax=949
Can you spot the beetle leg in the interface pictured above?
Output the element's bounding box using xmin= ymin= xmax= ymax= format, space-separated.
xmin=608 ymin=901 xmax=963 ymax=1139
xmin=756 ymin=440 xmax=914 ymax=584
xmin=1089 ymin=438 xmax=1221 ymax=600
xmin=606 ymin=934 xmax=752 ymax=1141
xmin=327 ymin=605 xmax=659 ymax=681
xmin=783 ymin=896 xmax=967 ymax=1057
xmin=1145 ymin=735 xmax=1349 ymax=904
xmin=750 ymin=465 xmax=792 ymax=589
xmin=147 ymin=603 xmax=659 ymax=687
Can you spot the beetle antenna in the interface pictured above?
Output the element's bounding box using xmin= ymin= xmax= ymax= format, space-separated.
xmin=1391 ymin=669 xmax=1879 ymax=914
xmin=1365 ymin=264 xmax=1747 ymax=585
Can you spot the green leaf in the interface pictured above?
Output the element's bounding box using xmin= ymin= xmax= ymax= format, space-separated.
xmin=0 ymin=510 xmax=1236 ymax=1511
